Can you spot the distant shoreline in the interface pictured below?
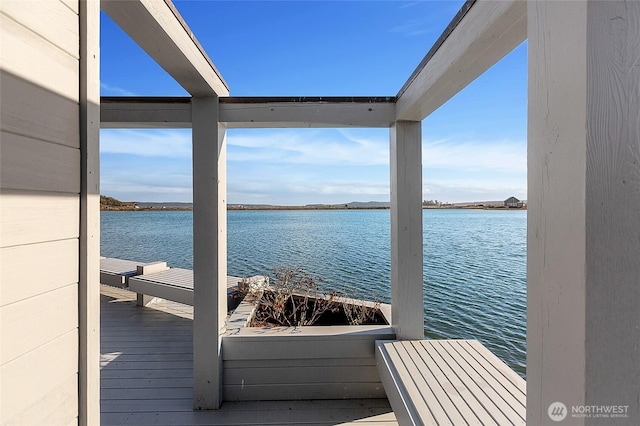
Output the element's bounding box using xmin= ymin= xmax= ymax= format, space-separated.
xmin=100 ymin=205 xmax=527 ymax=212
xmin=101 ymin=195 xmax=527 ymax=212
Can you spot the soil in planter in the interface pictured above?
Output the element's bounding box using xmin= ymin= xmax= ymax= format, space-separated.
xmin=250 ymin=295 xmax=388 ymax=327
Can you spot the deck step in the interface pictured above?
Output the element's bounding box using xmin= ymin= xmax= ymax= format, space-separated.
xmin=375 ymin=340 xmax=526 ymax=426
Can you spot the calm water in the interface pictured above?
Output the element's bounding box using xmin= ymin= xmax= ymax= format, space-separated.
xmin=101 ymin=209 xmax=527 ymax=377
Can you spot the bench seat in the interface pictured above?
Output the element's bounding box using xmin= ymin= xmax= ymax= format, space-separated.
xmin=375 ymin=339 xmax=525 ymax=426
xmin=128 ymin=267 xmax=252 ymax=308
xmin=99 ymin=257 xmax=167 ymax=288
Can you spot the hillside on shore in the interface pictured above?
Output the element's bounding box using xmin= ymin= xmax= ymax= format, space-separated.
xmin=100 ymin=196 xmax=526 ymax=211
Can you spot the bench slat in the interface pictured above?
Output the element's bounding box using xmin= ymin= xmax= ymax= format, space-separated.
xmin=435 ymin=341 xmax=524 ymax=423
xmin=395 ymin=341 xmax=469 ymax=425
xmin=376 ymin=342 xmax=438 ymax=425
xmin=408 ymin=341 xmax=493 ymax=425
xmin=425 ymin=341 xmax=514 ymax=425
xmin=466 ymin=340 xmax=526 ymax=396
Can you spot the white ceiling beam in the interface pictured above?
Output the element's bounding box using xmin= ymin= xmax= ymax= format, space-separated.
xmin=396 ymin=0 xmax=526 ymax=121
xmin=219 ymin=97 xmax=396 ymax=128
xmin=100 ymin=97 xmax=397 ymax=129
xmin=100 ymin=98 xmax=191 ymax=128
xmin=101 ymin=0 xmax=229 ymax=97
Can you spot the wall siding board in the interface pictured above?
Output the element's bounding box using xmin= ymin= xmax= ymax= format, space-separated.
xmin=0 ymin=240 xmax=79 ymax=307
xmin=0 ymin=1 xmax=79 ymax=59
xmin=222 ymin=326 xmax=394 ymax=400
xmin=0 ymin=131 xmax=81 ymax=193
xmin=5 ymin=373 xmax=78 ymax=426
xmin=0 ymin=13 xmax=78 ymax=100
xmin=59 ymin=0 xmax=78 ymax=14
xmin=223 ymin=332 xmax=394 ymax=361
xmin=224 ymin=365 xmax=380 ymax=385
xmin=0 ymin=0 xmax=81 ymax=422
xmin=1 ymin=284 xmax=79 ymax=364
xmin=0 ymin=191 xmax=79 ymax=248
xmin=1 ymin=331 xmax=79 ymax=423
xmin=223 ymin=383 xmax=387 ymax=402
xmin=223 ymin=357 xmax=376 ymax=369
xmin=1 ymin=72 xmax=80 ymax=148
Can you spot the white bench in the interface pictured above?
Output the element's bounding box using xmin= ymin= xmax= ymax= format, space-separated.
xmin=375 ymin=340 xmax=526 ymax=426
xmin=128 ymin=267 xmax=262 ymax=308
xmin=99 ymin=257 xmax=168 ymax=288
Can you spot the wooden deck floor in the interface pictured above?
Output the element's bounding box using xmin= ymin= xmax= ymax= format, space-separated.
xmin=100 ymin=285 xmax=397 ymax=425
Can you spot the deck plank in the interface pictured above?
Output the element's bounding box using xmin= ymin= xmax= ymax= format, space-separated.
xmin=100 ymin=285 xmax=397 ymax=425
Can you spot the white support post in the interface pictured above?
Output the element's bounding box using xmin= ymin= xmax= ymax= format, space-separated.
xmin=390 ymin=121 xmax=424 ymax=340
xmin=192 ymin=97 xmax=227 ymax=409
xmin=528 ymin=1 xmax=640 ymax=423
xmin=79 ymin=0 xmax=100 ymax=424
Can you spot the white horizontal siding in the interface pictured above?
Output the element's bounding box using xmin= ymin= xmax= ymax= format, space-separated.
xmin=0 ymin=11 xmax=78 ymax=100
xmin=0 ymin=0 xmax=80 ymax=424
xmin=0 ymin=131 xmax=81 ymax=193
xmin=5 ymin=373 xmax=78 ymax=426
xmin=59 ymin=0 xmax=78 ymax=14
xmin=223 ymin=329 xmax=394 ymax=360
xmin=0 ymin=0 xmax=79 ymax=59
xmin=225 ymin=364 xmax=380 ymax=385
xmin=0 ymin=72 xmax=80 ymax=148
xmin=1 ymin=239 xmax=79 ymax=306
xmin=1 ymin=330 xmax=79 ymax=423
xmin=0 ymin=191 xmax=79 ymax=247
xmin=224 ymin=383 xmax=387 ymax=401
xmin=223 ymin=328 xmax=394 ymax=400
xmin=1 ymin=284 xmax=79 ymax=364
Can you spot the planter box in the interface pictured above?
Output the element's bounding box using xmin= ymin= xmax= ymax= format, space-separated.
xmin=222 ymin=292 xmax=395 ymax=401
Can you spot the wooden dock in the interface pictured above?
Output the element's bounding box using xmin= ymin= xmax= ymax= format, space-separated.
xmin=100 ymin=285 xmax=397 ymax=425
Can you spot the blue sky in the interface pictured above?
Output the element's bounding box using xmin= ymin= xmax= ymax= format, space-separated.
xmin=100 ymin=1 xmax=527 ymax=205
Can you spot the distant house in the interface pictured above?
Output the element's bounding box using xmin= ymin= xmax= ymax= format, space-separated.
xmin=504 ymin=196 xmax=521 ymax=208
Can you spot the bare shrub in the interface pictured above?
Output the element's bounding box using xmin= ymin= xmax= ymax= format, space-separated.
xmin=341 ymin=290 xmax=381 ymax=326
xmin=252 ymin=266 xmax=380 ymax=327
xmin=253 ymin=266 xmax=338 ymax=327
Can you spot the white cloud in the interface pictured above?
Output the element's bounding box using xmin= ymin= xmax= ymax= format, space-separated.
xmin=100 ymin=129 xmax=192 ymax=158
xmin=99 ymin=127 xmax=527 ymax=204
xmin=389 ymin=19 xmax=431 ymax=37
xmin=227 ymin=129 xmax=388 ymax=166
xmin=100 ymin=82 xmax=136 ymax=96
xmin=228 ymin=178 xmax=389 ymax=205
xmin=422 ymin=138 xmax=526 ymax=173
xmin=100 ymin=129 xmax=525 ymax=173
xmin=423 ymin=177 xmax=526 ymax=203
